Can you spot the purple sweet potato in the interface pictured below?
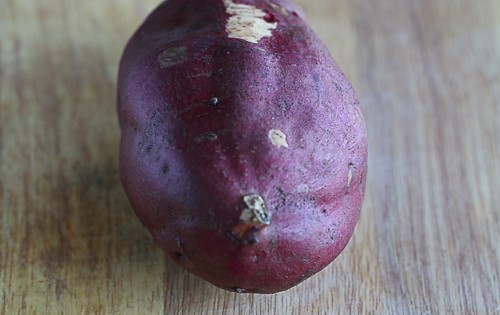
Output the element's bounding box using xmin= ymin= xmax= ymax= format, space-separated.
xmin=117 ymin=0 xmax=367 ymax=294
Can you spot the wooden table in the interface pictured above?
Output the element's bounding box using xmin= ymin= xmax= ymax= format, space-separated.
xmin=1 ymin=0 xmax=498 ymax=314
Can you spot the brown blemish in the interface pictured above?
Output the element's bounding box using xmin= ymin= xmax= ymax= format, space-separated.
xmin=158 ymin=47 xmax=187 ymax=68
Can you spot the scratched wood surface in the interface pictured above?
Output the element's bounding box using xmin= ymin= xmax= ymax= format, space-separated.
xmin=1 ymin=0 xmax=499 ymax=314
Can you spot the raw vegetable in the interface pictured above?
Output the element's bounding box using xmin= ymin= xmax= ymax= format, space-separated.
xmin=118 ymin=0 xmax=367 ymax=293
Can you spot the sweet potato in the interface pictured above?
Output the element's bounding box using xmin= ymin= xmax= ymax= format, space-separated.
xmin=117 ymin=0 xmax=367 ymax=293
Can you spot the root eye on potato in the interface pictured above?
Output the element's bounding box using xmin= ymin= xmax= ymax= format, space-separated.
xmin=208 ymin=97 xmax=221 ymax=107
xmin=118 ymin=0 xmax=367 ymax=294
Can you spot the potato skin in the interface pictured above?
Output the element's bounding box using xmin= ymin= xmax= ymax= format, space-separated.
xmin=118 ymin=0 xmax=367 ymax=293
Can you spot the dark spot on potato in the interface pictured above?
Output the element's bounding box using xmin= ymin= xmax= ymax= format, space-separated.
xmin=247 ymin=226 xmax=260 ymax=245
xmin=161 ymin=165 xmax=169 ymax=174
xmin=263 ymin=11 xmax=278 ymax=23
xmin=278 ymin=100 xmax=291 ymax=112
xmin=208 ymin=97 xmax=220 ymax=107
xmin=233 ymin=287 xmax=245 ymax=293
xmin=227 ymin=231 xmax=240 ymax=244
xmin=248 ymin=237 xmax=258 ymax=245
xmin=333 ymin=82 xmax=343 ymax=93
xmin=276 ymin=188 xmax=286 ymax=207
xmin=195 ymin=132 xmax=218 ymax=143
xmin=328 ymin=227 xmax=338 ymax=241
xmin=169 ymin=240 xmax=190 ymax=262
xmin=269 ymin=188 xmax=286 ymax=210
xmin=283 ymin=26 xmax=305 ymax=42
xmin=228 ymin=225 xmax=261 ymax=246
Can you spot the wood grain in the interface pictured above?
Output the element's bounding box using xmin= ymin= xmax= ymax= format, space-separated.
xmin=1 ymin=0 xmax=498 ymax=314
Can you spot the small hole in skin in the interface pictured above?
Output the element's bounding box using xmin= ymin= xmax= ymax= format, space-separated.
xmin=208 ymin=97 xmax=220 ymax=107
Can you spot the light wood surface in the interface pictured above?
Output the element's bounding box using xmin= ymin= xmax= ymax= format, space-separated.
xmin=1 ymin=0 xmax=499 ymax=314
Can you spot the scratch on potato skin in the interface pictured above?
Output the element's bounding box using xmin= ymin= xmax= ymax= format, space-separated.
xmin=223 ymin=0 xmax=278 ymax=43
xmin=158 ymin=47 xmax=187 ymax=68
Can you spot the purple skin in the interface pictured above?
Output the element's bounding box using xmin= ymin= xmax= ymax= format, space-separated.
xmin=118 ymin=0 xmax=367 ymax=294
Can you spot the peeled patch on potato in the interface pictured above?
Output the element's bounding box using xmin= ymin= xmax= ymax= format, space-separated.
xmin=117 ymin=0 xmax=367 ymax=294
